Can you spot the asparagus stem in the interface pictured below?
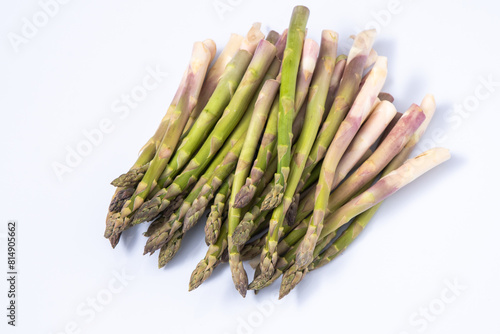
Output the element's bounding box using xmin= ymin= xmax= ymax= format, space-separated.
xmin=265 ymin=30 xmax=281 ymax=45
xmin=274 ymin=6 xmax=310 ymax=214
xmin=240 ymin=23 xmax=266 ymax=54
xmin=333 ymin=100 xmax=397 ymax=188
xmin=275 ymin=29 xmax=288 ymax=60
xmin=324 ymin=55 xmax=347 ymax=116
xmin=258 ymin=30 xmax=338 ymax=280
xmin=300 ymin=164 xmax=321 ymax=192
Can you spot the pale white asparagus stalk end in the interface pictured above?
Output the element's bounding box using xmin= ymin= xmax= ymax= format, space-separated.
xmin=294 ymin=38 xmax=320 ymax=111
xmin=346 ymin=29 xmax=377 ymax=65
xmin=334 ymin=99 xmax=397 ymax=187
xmin=364 ymin=48 xmax=378 ymax=70
xmin=241 ymin=23 xmax=265 ymax=54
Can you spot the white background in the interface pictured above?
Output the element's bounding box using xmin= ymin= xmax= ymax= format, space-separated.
xmin=1 ymin=0 xmax=499 ymax=333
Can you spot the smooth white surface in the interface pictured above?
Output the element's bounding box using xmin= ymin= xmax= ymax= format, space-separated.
xmin=1 ymin=0 xmax=499 ymax=333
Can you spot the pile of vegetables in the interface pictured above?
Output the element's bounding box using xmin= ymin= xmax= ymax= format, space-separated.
xmin=105 ymin=6 xmax=450 ymax=298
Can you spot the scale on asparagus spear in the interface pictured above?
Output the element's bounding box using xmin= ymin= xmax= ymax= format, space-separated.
xmin=104 ymin=5 xmax=451 ymax=299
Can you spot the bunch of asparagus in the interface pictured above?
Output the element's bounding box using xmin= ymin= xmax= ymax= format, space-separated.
xmin=105 ymin=6 xmax=450 ymax=298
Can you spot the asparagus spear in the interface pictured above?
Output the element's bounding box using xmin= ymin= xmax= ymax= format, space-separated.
xmin=132 ymin=40 xmax=277 ymax=225
xmin=108 ymin=187 xmax=134 ymax=214
xmin=275 ymin=29 xmax=288 ymax=60
xmin=111 ymin=164 xmax=150 ymax=188
xmin=189 ymin=222 xmax=229 ymax=291
xmin=231 ymin=155 xmax=277 ymax=246
xmin=324 ymin=55 xmax=347 ymax=115
xmin=205 ymin=174 xmax=233 ymax=245
xmin=234 ymin=38 xmax=319 ymax=209
xmin=333 ymin=100 xmax=396 ymax=187
xmin=233 ymin=96 xmax=279 ymax=207
xmin=274 ymin=5 xmax=310 ymax=213
xmin=296 ymin=57 xmax=388 ymax=268
xmin=257 ymin=30 xmax=338 ymax=281
xmin=226 ymin=78 xmax=281 ymax=296
xmin=183 ymin=33 xmax=244 ymax=134
xmin=158 ymin=230 xmax=183 ymax=268
xmin=108 ymin=41 xmax=213 ymax=239
xmin=365 ymin=48 xmax=379 ymax=70
xmin=297 ymin=30 xmax=377 ymax=195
